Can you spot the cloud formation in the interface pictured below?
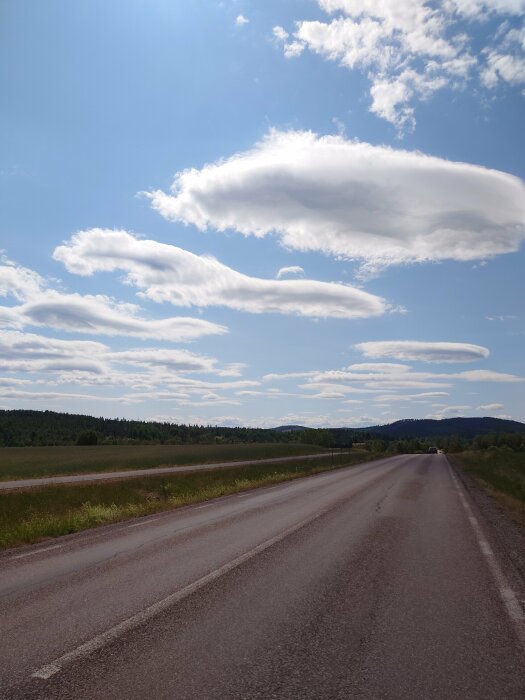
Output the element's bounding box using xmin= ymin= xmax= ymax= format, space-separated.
xmin=355 ymin=340 xmax=490 ymax=363
xmin=0 ymin=327 xmax=257 ymax=410
xmin=54 ymin=228 xmax=389 ymax=319
xmin=273 ymin=1 xmax=525 ymax=130
xmin=276 ymin=266 xmax=304 ymax=279
xmin=455 ymin=369 xmax=523 ymax=382
xmin=0 ymin=331 xmax=108 ymax=375
xmin=0 ymin=261 xmax=226 ymax=342
xmin=112 ymin=348 xmax=218 ymax=373
xmin=146 ymin=130 xmax=525 ymax=270
xmin=265 ymin=361 xmax=523 ymax=394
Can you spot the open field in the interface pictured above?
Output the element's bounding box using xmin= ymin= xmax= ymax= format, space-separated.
xmin=0 ymin=443 xmax=327 ymax=481
xmin=0 ymin=451 xmax=378 ymax=549
xmin=455 ymin=449 xmax=525 ymax=525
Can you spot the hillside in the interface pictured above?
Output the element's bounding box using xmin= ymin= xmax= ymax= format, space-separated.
xmin=276 ymin=417 xmax=525 ymax=441
xmin=364 ymin=417 xmax=525 ymax=440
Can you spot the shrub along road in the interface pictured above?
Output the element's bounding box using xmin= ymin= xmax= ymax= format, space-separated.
xmin=1 ymin=454 xmax=524 ymax=699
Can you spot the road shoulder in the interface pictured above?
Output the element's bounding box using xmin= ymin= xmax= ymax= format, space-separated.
xmin=449 ymin=455 xmax=525 ymax=608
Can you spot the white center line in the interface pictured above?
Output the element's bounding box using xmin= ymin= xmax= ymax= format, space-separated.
xmin=12 ymin=544 xmax=62 ymax=560
xmin=31 ymin=505 xmax=331 ymax=680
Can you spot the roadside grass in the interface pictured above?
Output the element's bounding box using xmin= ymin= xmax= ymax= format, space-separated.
xmin=455 ymin=450 xmax=525 ymax=526
xmin=0 ymin=451 xmax=379 ymax=550
xmin=0 ymin=443 xmax=327 ymax=481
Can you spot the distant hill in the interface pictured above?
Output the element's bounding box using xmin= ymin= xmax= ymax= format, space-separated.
xmin=273 ymin=425 xmax=308 ymax=433
xmin=273 ymin=417 xmax=525 ymax=441
xmin=363 ymin=417 xmax=525 ymax=440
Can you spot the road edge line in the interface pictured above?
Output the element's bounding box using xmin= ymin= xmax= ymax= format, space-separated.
xmin=447 ymin=461 xmax=525 ymax=650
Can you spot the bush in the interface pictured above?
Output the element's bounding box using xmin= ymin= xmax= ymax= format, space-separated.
xmin=76 ymin=430 xmax=98 ymax=446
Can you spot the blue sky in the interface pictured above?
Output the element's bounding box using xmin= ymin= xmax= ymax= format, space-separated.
xmin=1 ymin=0 xmax=524 ymax=427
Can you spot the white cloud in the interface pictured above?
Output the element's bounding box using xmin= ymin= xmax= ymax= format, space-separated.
xmin=0 ymin=261 xmax=226 ymax=342
xmin=479 ymin=21 xmax=525 ymax=89
xmin=272 ymin=26 xmax=289 ymax=41
xmin=160 ymin=376 xmax=258 ymax=391
xmin=272 ymin=25 xmax=305 ymax=58
xmin=373 ymin=391 xmax=450 ymax=402
xmin=0 ymin=328 xmax=251 ymax=405
xmin=266 ymin=361 xmax=523 ymax=395
xmin=272 ymin=1 xmax=524 ymax=129
xmin=111 ymin=348 xmax=218 ymax=373
xmin=355 ymin=340 xmax=490 ymax=363
xmin=263 ymin=371 xmax=317 ymax=382
xmin=477 ymin=402 xmax=504 ymax=410
xmin=347 ymin=362 xmax=412 ymax=372
xmin=276 ymin=266 xmax=304 ymax=279
xmin=447 ymin=1 xmax=525 ymax=18
xmin=311 ymin=390 xmax=347 ymax=399
xmin=146 ymin=130 xmax=525 ymax=270
xmin=0 ymin=377 xmax=31 ymax=386
xmin=284 ymin=41 xmax=306 ymax=58
xmin=0 ymin=388 xmax=119 ymax=402
xmin=481 ymin=48 xmax=525 ymax=88
xmin=426 ymin=404 xmax=473 ymax=418
xmin=0 ymin=331 xmax=108 ymax=375
xmin=0 ymin=259 xmax=43 ymax=300
xmin=5 ymin=291 xmax=227 ymax=342
xmin=455 ymin=369 xmax=523 ymax=382
xmin=236 ymin=14 xmax=249 ymax=26
xmin=54 ymin=228 xmax=389 ymax=319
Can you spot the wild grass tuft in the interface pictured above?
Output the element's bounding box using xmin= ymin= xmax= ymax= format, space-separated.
xmin=455 ymin=449 xmax=525 ymax=525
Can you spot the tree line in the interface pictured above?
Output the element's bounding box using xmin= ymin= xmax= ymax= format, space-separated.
xmin=1 ymin=410 xmax=523 ymax=452
xmin=0 ymin=410 xmax=301 ymax=447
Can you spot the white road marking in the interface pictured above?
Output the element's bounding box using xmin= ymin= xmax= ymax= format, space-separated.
xmin=31 ymin=505 xmax=330 ymax=680
xmin=11 ymin=545 xmax=62 ymax=560
xmin=126 ymin=518 xmax=164 ymax=529
xmin=449 ymin=465 xmax=525 ymax=649
xmin=194 ymin=503 xmax=212 ymax=509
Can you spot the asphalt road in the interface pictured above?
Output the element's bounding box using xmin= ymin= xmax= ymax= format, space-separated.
xmin=1 ymin=454 xmax=524 ymax=699
xmin=0 ymin=451 xmax=338 ymax=491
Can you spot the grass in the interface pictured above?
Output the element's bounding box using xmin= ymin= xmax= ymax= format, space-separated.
xmin=455 ymin=449 xmax=525 ymax=525
xmin=0 ymin=451 xmax=378 ymax=550
xmin=0 ymin=443 xmax=328 ymax=481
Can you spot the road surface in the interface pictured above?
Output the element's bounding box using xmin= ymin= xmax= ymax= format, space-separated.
xmin=0 ymin=451 xmax=339 ymax=491
xmin=1 ymin=454 xmax=524 ymax=699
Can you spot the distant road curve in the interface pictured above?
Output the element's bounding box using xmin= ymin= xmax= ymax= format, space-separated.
xmin=0 ymin=451 xmax=347 ymax=491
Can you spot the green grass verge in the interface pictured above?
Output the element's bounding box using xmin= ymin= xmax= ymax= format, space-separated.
xmin=0 ymin=443 xmax=327 ymax=481
xmin=454 ymin=449 xmax=525 ymax=523
xmin=0 ymin=451 xmax=378 ymax=550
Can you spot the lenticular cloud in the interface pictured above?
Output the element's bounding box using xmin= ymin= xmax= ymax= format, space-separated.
xmin=355 ymin=340 xmax=491 ymax=364
xmin=54 ymin=228 xmax=388 ymax=320
xmin=146 ymin=130 xmax=525 ymax=269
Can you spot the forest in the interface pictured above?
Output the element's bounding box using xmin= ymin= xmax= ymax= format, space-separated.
xmin=1 ymin=410 xmax=524 ymax=452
